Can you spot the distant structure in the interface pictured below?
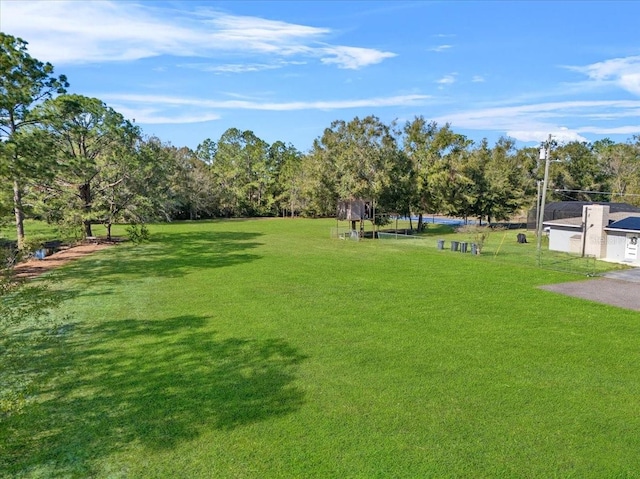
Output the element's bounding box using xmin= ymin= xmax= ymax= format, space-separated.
xmin=543 ymin=204 xmax=640 ymax=264
xmin=336 ymin=199 xmax=373 ymax=238
xmin=528 ymin=201 xmax=640 ymax=230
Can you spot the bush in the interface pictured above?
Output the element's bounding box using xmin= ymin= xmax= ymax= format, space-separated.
xmin=125 ymin=223 xmax=150 ymax=245
xmin=458 ymin=224 xmax=502 ymax=254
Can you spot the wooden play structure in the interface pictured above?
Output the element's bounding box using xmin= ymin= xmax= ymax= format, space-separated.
xmin=335 ymin=199 xmax=374 ymax=239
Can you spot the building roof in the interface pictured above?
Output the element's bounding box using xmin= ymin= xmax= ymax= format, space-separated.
xmin=527 ymin=201 xmax=640 ymax=229
xmin=606 ymin=216 xmax=640 ymax=232
xmin=544 ymin=212 xmax=640 ymax=229
xmin=544 ymin=201 xmax=640 ymax=213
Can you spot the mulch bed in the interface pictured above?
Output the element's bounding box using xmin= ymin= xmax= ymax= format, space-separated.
xmin=13 ymin=239 xmax=120 ymax=280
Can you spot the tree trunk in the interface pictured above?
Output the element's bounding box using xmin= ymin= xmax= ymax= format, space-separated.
xmin=13 ymin=179 xmax=25 ymax=249
xmin=83 ymin=221 xmax=93 ymax=238
xmin=79 ymin=183 xmax=93 ymax=237
xmin=106 ymin=223 xmax=112 ymax=241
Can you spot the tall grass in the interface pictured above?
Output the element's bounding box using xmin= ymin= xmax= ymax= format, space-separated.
xmin=2 ymin=219 xmax=639 ymax=478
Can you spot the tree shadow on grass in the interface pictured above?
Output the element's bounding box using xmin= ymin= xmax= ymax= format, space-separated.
xmin=0 ymin=315 xmax=306 ymax=477
xmin=47 ymin=230 xmax=264 ymax=288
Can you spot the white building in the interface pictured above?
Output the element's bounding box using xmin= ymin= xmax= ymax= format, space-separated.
xmin=543 ymin=204 xmax=640 ymax=265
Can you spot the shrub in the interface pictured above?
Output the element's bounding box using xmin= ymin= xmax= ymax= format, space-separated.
xmin=125 ymin=223 xmax=150 ymax=244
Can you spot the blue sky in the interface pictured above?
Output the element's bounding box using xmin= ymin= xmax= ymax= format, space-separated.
xmin=2 ymin=0 xmax=640 ymax=152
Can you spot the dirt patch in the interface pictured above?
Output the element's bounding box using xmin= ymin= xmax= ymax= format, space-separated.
xmin=540 ymin=278 xmax=640 ymax=312
xmin=13 ymin=240 xmax=119 ymax=280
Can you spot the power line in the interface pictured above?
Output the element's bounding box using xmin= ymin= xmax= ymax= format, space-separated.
xmin=553 ymin=188 xmax=640 ymax=198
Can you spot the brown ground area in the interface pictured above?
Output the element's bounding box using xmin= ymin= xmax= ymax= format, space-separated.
xmin=13 ymin=240 xmax=118 ymax=280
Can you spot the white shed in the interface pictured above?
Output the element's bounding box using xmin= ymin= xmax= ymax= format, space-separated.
xmin=604 ymin=217 xmax=640 ymax=265
xmin=544 ymin=204 xmax=640 ymax=264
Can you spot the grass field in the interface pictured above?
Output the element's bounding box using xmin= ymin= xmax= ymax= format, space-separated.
xmin=2 ymin=218 xmax=640 ymax=478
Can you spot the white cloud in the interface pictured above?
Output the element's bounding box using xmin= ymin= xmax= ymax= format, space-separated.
xmin=2 ymin=1 xmax=199 ymax=63
xmin=429 ymin=45 xmax=453 ymax=52
xmin=114 ymin=107 xmax=222 ymax=125
xmin=472 ymin=75 xmax=485 ymax=83
xmin=319 ymin=46 xmax=396 ymax=69
xmin=506 ymin=129 xmax=587 ymax=144
xmin=619 ymin=73 xmax=640 ymax=96
xmin=0 ymin=0 xmax=395 ymax=69
xmin=436 ymin=74 xmax=457 ymax=85
xmin=568 ymin=56 xmax=640 ymax=96
xmin=434 ymin=100 xmax=640 ymax=143
xmin=208 ymin=64 xmax=280 ymax=73
xmin=576 ymin=125 xmax=640 ymax=135
xmin=100 ymin=93 xmax=430 ymax=124
xmin=104 ymin=93 xmax=430 ymax=111
xmin=182 ymin=60 xmax=306 ymax=73
xmin=204 ymin=12 xmax=330 ymax=50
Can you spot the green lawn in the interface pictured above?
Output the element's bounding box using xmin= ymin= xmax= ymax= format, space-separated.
xmin=2 ymin=219 xmax=639 ymax=478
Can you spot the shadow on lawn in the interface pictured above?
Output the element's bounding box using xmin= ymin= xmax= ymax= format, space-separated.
xmin=47 ymin=230 xmax=264 ymax=288
xmin=1 ymin=314 xmax=306 ymax=477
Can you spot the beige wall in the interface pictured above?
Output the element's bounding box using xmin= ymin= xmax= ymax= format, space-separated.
xmin=583 ymin=205 xmax=609 ymax=258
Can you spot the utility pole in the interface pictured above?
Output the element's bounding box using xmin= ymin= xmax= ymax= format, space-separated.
xmin=536 ymin=134 xmax=553 ymax=263
xmin=535 ymin=180 xmax=542 ymax=233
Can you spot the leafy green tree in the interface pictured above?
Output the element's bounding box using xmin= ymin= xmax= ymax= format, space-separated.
xmin=197 ymin=137 xmax=237 ymax=217
xmin=403 ymin=117 xmax=438 ymax=229
xmin=91 ymin=136 xmax=176 ymax=239
xmin=421 ymin=124 xmax=472 ymax=220
xmin=403 ymin=119 xmax=472 ymax=229
xmin=481 ymin=137 xmax=529 ymax=223
xmin=594 ymin=138 xmax=640 ymax=205
xmin=460 ymin=138 xmax=491 ymax=222
xmin=268 ymin=141 xmax=304 ymax=217
xmin=551 ymin=141 xmax=608 ymax=202
xmin=213 ymin=128 xmax=271 ymax=216
xmin=513 ymin=145 xmax=540 ymax=206
xmin=32 ymin=94 xmax=139 ymax=237
xmin=302 ymin=135 xmax=340 ymax=217
xmin=307 ymin=116 xmax=405 ymax=219
xmin=172 ymin=143 xmax=217 ymax=219
xmin=0 ymin=33 xmax=67 ymax=248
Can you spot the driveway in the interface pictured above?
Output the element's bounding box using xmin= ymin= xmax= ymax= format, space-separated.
xmin=602 ymin=267 xmax=640 ymax=283
xmin=540 ymin=267 xmax=640 ymax=312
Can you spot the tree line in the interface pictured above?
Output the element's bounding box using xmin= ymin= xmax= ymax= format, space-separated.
xmin=2 ymin=33 xmax=640 ymax=248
